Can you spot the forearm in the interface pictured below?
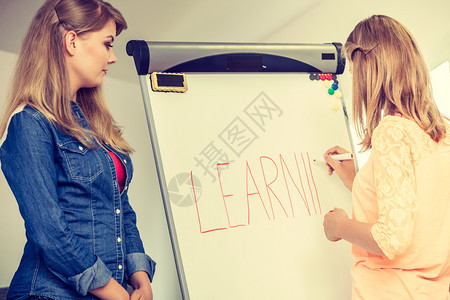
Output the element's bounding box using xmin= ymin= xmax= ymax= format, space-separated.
xmin=90 ymin=277 xmax=129 ymax=300
xmin=129 ymin=271 xmax=153 ymax=300
xmin=129 ymin=271 xmax=151 ymax=290
xmin=340 ymin=218 xmax=384 ymax=256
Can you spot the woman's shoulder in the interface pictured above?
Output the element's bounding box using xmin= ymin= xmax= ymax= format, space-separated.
xmin=373 ymin=115 xmax=419 ymax=142
xmin=1 ymin=105 xmax=54 ymax=145
xmin=12 ymin=105 xmax=55 ymax=131
xmin=373 ymin=116 xmax=450 ymax=166
xmin=8 ymin=104 xmax=48 ymax=122
xmin=371 ymin=115 xmax=434 ymax=157
xmin=377 ymin=115 xmax=419 ymax=129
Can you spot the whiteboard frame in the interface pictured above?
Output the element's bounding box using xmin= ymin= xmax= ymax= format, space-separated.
xmin=138 ymin=75 xmax=191 ymax=298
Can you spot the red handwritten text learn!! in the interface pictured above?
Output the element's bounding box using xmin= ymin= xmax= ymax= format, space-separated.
xmin=191 ymin=152 xmax=321 ymax=233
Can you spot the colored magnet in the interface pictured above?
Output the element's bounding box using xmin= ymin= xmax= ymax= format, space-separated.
xmin=332 ymin=102 xmax=340 ymax=111
xmin=328 ymin=88 xmax=335 ymax=95
xmin=324 ymin=81 xmax=331 ymax=88
xmin=334 ymin=90 xmax=343 ymax=98
xmin=331 ymin=82 xmax=339 ymax=90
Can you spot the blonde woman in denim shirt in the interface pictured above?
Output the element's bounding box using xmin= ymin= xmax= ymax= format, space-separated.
xmin=0 ymin=0 xmax=155 ymax=299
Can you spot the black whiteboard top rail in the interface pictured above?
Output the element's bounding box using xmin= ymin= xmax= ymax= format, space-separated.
xmin=126 ymin=40 xmax=345 ymax=75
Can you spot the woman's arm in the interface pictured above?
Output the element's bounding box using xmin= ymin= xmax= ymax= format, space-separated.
xmin=121 ymin=190 xmax=156 ymax=282
xmin=323 ymin=208 xmax=384 ymax=255
xmin=129 ymin=271 xmax=153 ymax=300
xmin=90 ymin=278 xmax=130 ymax=300
xmin=323 ymin=120 xmax=417 ymax=259
xmin=323 ymin=146 xmax=356 ymax=191
xmin=321 ymin=146 xmax=382 ymax=255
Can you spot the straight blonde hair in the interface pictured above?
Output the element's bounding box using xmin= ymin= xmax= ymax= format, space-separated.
xmin=344 ymin=15 xmax=446 ymax=151
xmin=0 ymin=0 xmax=133 ymax=154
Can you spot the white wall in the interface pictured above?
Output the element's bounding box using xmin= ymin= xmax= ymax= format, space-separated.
xmin=0 ymin=49 xmax=181 ymax=299
xmin=0 ymin=50 xmax=26 ymax=287
xmin=261 ymin=0 xmax=450 ymax=71
xmin=431 ymin=61 xmax=450 ymax=118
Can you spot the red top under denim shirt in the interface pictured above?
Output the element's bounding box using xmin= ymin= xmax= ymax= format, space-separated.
xmin=108 ymin=151 xmax=126 ymax=193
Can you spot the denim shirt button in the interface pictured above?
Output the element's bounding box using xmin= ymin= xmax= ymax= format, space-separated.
xmin=118 ymin=264 xmax=123 ymax=270
xmin=115 ymin=209 xmax=121 ymax=214
xmin=124 ymin=159 xmax=127 ymax=164
xmin=78 ymin=146 xmax=83 ymax=151
xmin=124 ymin=186 xmax=128 ymax=191
xmin=117 ymin=237 xmax=122 ymax=243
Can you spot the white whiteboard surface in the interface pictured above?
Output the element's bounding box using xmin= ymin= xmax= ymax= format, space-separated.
xmin=142 ymin=73 xmax=354 ymax=299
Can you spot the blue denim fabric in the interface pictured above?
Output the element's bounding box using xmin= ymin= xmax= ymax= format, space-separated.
xmin=1 ymin=103 xmax=155 ymax=300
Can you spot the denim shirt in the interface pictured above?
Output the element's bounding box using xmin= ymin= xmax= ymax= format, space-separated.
xmin=0 ymin=103 xmax=156 ymax=299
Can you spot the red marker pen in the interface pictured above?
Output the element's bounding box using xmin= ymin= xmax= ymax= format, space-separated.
xmin=313 ymin=153 xmax=354 ymax=163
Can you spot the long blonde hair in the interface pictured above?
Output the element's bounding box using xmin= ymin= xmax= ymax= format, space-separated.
xmin=0 ymin=0 xmax=133 ymax=153
xmin=344 ymin=15 xmax=446 ymax=151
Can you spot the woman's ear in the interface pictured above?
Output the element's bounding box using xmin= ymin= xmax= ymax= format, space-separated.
xmin=64 ymin=31 xmax=78 ymax=56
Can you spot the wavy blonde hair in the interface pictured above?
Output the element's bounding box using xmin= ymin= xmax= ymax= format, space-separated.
xmin=344 ymin=15 xmax=446 ymax=151
xmin=0 ymin=0 xmax=133 ymax=153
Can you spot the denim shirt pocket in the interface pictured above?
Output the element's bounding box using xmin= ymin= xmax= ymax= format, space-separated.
xmin=58 ymin=141 xmax=103 ymax=181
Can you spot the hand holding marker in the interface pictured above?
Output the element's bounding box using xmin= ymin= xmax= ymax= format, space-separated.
xmin=313 ymin=153 xmax=353 ymax=163
xmin=316 ymin=149 xmax=356 ymax=191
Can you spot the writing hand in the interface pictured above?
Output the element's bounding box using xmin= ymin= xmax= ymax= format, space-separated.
xmin=323 ymin=146 xmax=356 ymax=191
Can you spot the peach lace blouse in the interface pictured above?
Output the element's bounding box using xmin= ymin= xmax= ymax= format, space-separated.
xmin=351 ymin=116 xmax=450 ymax=299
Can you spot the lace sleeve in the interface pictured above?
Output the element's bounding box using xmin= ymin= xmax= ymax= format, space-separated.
xmin=371 ymin=120 xmax=417 ymax=260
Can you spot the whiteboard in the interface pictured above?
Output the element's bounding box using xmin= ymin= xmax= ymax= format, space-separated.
xmin=140 ymin=72 xmax=354 ymax=299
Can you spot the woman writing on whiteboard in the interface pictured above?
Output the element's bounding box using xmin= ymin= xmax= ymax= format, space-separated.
xmin=0 ymin=0 xmax=155 ymax=299
xmin=322 ymin=15 xmax=450 ymax=298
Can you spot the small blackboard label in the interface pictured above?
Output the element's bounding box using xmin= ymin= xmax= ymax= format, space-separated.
xmin=150 ymin=72 xmax=188 ymax=92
